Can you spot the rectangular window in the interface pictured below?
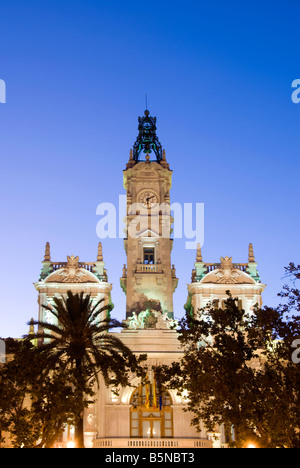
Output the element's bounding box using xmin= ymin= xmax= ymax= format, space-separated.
xmin=143 ymin=248 xmax=155 ymax=264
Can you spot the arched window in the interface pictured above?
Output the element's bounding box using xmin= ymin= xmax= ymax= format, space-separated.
xmin=130 ymin=384 xmax=173 ymax=439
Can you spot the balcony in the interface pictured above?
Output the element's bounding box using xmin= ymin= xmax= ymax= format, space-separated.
xmin=93 ymin=438 xmax=212 ymax=449
xmin=136 ymin=264 xmax=163 ymax=273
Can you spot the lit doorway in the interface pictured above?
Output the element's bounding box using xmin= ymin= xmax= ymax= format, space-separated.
xmin=130 ymin=384 xmax=173 ymax=439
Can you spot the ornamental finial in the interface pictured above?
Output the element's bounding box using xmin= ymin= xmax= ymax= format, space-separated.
xmin=29 ymin=318 xmax=35 ymax=336
xmin=44 ymin=242 xmax=51 ymax=262
xmin=248 ymin=243 xmax=255 ymax=263
xmin=196 ymin=243 xmax=203 ymax=262
xmin=97 ymin=242 xmax=103 ymax=262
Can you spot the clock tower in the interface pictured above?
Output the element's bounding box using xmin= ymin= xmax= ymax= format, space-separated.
xmin=120 ymin=110 xmax=178 ymax=319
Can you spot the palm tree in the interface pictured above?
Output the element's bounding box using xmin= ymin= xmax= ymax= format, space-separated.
xmin=31 ymin=291 xmax=146 ymax=448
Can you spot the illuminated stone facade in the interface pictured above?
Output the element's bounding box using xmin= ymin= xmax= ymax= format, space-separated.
xmin=34 ymin=242 xmax=113 ymax=336
xmin=121 ymin=156 xmax=178 ymax=319
xmin=31 ymin=110 xmax=266 ymax=449
xmin=186 ymin=243 xmax=266 ymax=319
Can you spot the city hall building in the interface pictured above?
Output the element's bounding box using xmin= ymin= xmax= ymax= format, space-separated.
xmin=32 ymin=111 xmax=265 ymax=448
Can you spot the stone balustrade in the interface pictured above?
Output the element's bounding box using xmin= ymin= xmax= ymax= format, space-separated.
xmin=93 ymin=438 xmax=212 ymax=448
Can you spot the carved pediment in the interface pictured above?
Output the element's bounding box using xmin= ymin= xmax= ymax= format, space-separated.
xmin=137 ymin=228 xmax=160 ymax=238
xmin=44 ymin=256 xmax=99 ymax=284
xmin=201 ymin=257 xmax=255 ymax=285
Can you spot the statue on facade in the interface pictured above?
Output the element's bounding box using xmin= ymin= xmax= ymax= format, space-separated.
xmin=126 ymin=308 xmax=178 ymax=331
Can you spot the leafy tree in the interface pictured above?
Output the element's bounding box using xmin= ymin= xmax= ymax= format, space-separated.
xmin=30 ymin=354 xmax=93 ymax=448
xmin=0 ymin=338 xmax=85 ymax=448
xmin=155 ymin=265 xmax=300 ymax=448
xmin=31 ymin=291 xmax=147 ymax=447
xmin=0 ymin=339 xmax=44 ymax=447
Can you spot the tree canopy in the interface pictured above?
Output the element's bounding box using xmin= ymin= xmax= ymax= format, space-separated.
xmin=0 ymin=292 xmax=147 ymax=448
xmin=155 ymin=263 xmax=300 ymax=448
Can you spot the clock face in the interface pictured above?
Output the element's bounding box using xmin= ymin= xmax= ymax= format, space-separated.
xmin=138 ymin=191 xmax=158 ymax=208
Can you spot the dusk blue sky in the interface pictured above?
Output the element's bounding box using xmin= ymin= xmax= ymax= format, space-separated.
xmin=0 ymin=0 xmax=299 ymax=338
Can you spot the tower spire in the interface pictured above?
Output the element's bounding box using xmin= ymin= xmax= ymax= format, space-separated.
xmin=132 ymin=110 xmax=163 ymax=162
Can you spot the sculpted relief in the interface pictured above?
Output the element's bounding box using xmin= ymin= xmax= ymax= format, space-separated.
xmin=45 ymin=255 xmax=99 ymax=284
